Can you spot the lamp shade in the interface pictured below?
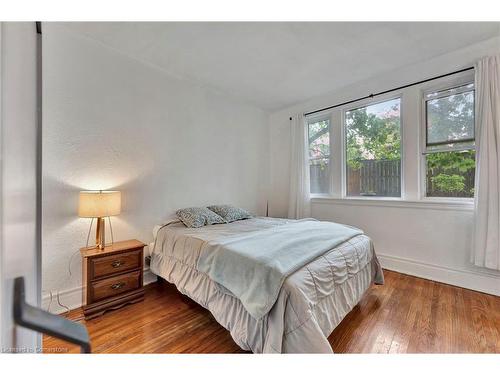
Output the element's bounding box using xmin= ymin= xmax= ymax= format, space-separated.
xmin=78 ymin=191 xmax=121 ymax=218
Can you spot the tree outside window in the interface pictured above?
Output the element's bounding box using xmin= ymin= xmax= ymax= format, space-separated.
xmin=345 ymin=98 xmax=401 ymax=197
xmin=425 ymin=84 xmax=475 ymax=198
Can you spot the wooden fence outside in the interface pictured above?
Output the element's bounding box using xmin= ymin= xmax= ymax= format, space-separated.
xmin=347 ymin=159 xmax=401 ymax=197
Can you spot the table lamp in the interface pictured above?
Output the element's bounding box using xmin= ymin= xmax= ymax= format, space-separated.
xmin=78 ymin=190 xmax=121 ymax=249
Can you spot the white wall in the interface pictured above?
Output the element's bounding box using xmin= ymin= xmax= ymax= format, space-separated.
xmin=42 ymin=24 xmax=269 ymax=311
xmin=269 ymin=36 xmax=500 ymax=295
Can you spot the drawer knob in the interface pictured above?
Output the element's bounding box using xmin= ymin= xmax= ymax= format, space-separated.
xmin=111 ymin=260 xmax=123 ymax=268
xmin=111 ymin=282 xmax=125 ymax=290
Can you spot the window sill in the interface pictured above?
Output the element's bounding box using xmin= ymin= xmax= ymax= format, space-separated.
xmin=310 ymin=196 xmax=474 ymax=211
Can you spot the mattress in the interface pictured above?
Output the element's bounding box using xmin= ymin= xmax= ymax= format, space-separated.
xmin=150 ymin=217 xmax=383 ymax=353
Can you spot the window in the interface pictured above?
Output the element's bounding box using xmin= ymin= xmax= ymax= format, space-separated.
xmin=308 ymin=118 xmax=330 ymax=194
xmin=302 ymin=70 xmax=476 ymax=205
xmin=424 ymin=83 xmax=475 ymax=198
xmin=345 ymin=98 xmax=401 ymax=197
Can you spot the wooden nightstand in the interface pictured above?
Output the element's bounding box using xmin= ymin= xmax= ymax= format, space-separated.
xmin=80 ymin=239 xmax=146 ymax=320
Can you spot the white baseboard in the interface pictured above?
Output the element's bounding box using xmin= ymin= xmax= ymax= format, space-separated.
xmin=378 ymin=253 xmax=500 ymax=296
xmin=42 ymin=268 xmax=158 ymax=314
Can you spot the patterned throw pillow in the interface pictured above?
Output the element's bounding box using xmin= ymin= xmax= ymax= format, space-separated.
xmin=207 ymin=205 xmax=253 ymax=223
xmin=176 ymin=207 xmax=227 ymax=228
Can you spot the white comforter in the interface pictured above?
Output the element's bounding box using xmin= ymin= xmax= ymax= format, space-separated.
xmin=150 ymin=217 xmax=384 ymax=353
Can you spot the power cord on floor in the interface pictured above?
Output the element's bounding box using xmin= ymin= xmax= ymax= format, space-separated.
xmin=46 ymin=290 xmax=53 ymax=313
xmin=56 ymin=290 xmax=70 ymax=314
xmin=45 ymin=288 xmax=70 ymax=315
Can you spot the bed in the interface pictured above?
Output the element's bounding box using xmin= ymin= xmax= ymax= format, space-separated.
xmin=149 ymin=217 xmax=384 ymax=353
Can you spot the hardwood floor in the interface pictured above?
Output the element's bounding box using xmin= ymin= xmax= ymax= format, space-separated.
xmin=43 ymin=270 xmax=500 ymax=353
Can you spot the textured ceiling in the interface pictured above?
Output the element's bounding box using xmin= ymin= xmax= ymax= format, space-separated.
xmin=61 ymin=22 xmax=500 ymax=110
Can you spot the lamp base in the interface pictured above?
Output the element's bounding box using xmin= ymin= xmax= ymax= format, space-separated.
xmin=95 ymin=217 xmax=105 ymax=250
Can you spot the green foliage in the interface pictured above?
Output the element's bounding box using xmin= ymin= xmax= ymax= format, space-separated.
xmin=427 ymin=89 xmax=474 ymax=144
xmin=426 ymin=150 xmax=475 ymax=173
xmin=345 ymin=100 xmax=401 ymax=170
xmin=426 ymin=150 xmax=475 ymax=195
xmin=431 ymin=174 xmax=465 ymax=193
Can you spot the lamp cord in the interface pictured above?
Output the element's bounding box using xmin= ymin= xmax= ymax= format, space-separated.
xmin=46 ymin=290 xmax=53 ymax=313
xmin=56 ymin=291 xmax=70 ymax=314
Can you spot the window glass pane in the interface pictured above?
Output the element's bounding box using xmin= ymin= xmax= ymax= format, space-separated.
xmin=345 ymin=98 xmax=401 ymax=197
xmin=308 ymin=119 xmax=330 ymax=194
xmin=426 ymin=150 xmax=475 ymax=198
xmin=426 ymin=84 xmax=474 ymax=146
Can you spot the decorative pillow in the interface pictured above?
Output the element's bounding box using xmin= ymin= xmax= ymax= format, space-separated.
xmin=176 ymin=207 xmax=226 ymax=228
xmin=207 ymin=204 xmax=253 ymax=223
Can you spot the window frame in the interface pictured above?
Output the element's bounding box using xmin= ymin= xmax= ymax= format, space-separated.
xmin=419 ymin=72 xmax=475 ymax=202
xmin=306 ymin=113 xmax=334 ymax=197
xmin=341 ymin=93 xmax=405 ymax=200
xmin=303 ymin=70 xmax=475 ymax=209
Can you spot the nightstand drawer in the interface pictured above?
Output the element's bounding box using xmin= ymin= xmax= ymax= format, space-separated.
xmin=81 ymin=239 xmax=145 ymax=319
xmin=90 ymin=270 xmax=141 ymax=302
xmin=90 ymin=249 xmax=141 ymax=279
